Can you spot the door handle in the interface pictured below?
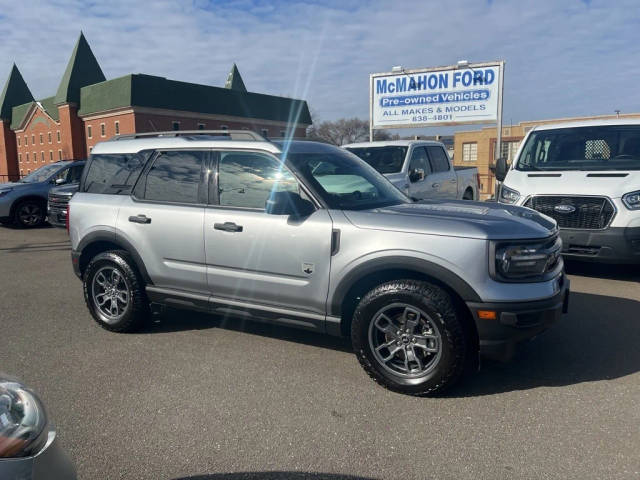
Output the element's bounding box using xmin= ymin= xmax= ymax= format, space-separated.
xmin=432 ymin=183 xmax=440 ymax=189
xmin=214 ymin=222 xmax=243 ymax=232
xmin=128 ymin=214 xmax=151 ymax=224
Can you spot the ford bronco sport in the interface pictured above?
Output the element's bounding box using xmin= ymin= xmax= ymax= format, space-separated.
xmin=69 ymin=131 xmax=569 ymax=395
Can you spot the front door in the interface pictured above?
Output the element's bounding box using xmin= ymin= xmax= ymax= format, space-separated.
xmin=117 ymin=150 xmax=208 ymax=294
xmin=204 ymin=150 xmax=333 ymax=321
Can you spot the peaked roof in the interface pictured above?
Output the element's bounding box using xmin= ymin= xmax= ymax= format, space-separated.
xmin=10 ymin=97 xmax=60 ymax=130
xmin=54 ymin=32 xmax=106 ymax=105
xmin=224 ymin=64 xmax=247 ymax=92
xmin=0 ymin=64 xmax=34 ymax=121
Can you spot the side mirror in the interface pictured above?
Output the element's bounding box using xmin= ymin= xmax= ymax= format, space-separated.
xmin=266 ymin=191 xmax=315 ymax=217
xmin=494 ymin=157 xmax=508 ymax=182
xmin=409 ymin=168 xmax=425 ymax=183
xmin=54 ymin=178 xmax=66 ymax=185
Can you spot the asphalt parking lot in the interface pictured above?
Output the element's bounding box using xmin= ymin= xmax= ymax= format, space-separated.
xmin=1 ymin=226 xmax=639 ymax=480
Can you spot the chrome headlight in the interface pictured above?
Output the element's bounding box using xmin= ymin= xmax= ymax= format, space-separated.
xmin=0 ymin=379 xmax=49 ymax=458
xmin=498 ymin=185 xmax=520 ymax=204
xmin=622 ymin=190 xmax=640 ymax=210
xmin=491 ymin=236 xmax=562 ymax=282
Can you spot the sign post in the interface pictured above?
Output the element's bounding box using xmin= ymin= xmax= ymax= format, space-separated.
xmin=369 ymin=61 xmax=505 ymax=192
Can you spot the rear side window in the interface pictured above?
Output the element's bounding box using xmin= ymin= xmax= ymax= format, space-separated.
xmin=426 ymin=146 xmax=450 ymax=173
xmin=83 ymin=153 xmax=147 ymax=194
xmin=137 ymin=151 xmax=205 ymax=204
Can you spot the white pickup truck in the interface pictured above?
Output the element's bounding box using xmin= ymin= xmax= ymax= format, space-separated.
xmin=344 ymin=140 xmax=479 ymax=201
xmin=495 ymin=118 xmax=640 ymax=263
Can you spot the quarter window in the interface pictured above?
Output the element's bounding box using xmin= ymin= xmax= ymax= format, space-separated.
xmin=138 ymin=151 xmax=204 ymax=203
xmin=462 ymin=142 xmax=477 ymax=162
xmin=426 ymin=146 xmax=450 ymax=173
xmin=218 ymin=151 xmax=298 ymax=209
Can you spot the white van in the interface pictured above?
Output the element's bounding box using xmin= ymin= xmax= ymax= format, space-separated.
xmin=495 ymin=119 xmax=640 ymax=263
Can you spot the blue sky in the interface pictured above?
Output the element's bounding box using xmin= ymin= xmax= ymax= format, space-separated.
xmin=1 ymin=0 xmax=639 ymax=129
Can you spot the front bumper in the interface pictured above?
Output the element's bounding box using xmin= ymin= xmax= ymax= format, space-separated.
xmin=466 ymin=275 xmax=570 ymax=361
xmin=47 ymin=206 xmax=67 ymax=228
xmin=0 ymin=430 xmax=76 ymax=479
xmin=560 ymin=226 xmax=640 ymax=263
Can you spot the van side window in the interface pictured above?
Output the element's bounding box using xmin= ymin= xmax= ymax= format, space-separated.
xmin=83 ymin=153 xmax=147 ymax=194
xmin=138 ymin=151 xmax=205 ymax=204
xmin=426 ymin=146 xmax=450 ymax=173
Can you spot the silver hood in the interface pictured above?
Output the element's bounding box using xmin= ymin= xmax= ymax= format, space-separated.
xmin=343 ymin=200 xmax=557 ymax=240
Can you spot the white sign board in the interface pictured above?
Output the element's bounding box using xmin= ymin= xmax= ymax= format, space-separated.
xmin=370 ymin=62 xmax=503 ymax=129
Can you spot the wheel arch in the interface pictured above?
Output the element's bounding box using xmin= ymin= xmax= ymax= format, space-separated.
xmin=330 ymin=257 xmax=481 ymax=339
xmin=77 ymin=231 xmax=153 ymax=284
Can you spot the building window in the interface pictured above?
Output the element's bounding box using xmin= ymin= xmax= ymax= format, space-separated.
xmin=48 ymin=132 xmax=52 ymax=144
xmin=20 ymin=169 xmax=24 ymax=176
xmin=261 ymin=129 xmax=269 ymax=137
xmin=500 ymin=141 xmax=520 ymax=163
xmin=280 ymin=130 xmax=285 ymax=137
xmin=57 ymin=131 xmax=61 ymax=142
xmin=27 ymin=169 xmax=31 ymax=174
xmin=39 ymin=134 xmax=43 ymax=144
xmin=115 ymin=121 xmax=120 ymax=135
xmin=197 ymin=123 xmax=205 ymax=130
xmin=58 ymin=150 xmax=62 ymax=160
xmin=18 ymin=153 xmax=22 ymax=163
xmin=89 ymin=147 xmax=93 ymax=153
xmin=172 ymin=121 xmax=180 ymax=131
xmin=220 ymin=125 xmax=228 ymax=131
xmin=17 ymin=137 xmax=20 ymax=147
xmin=87 ymin=125 xmax=92 ymax=138
xmin=26 ymin=152 xmax=29 ymax=163
xmin=462 ymin=142 xmax=478 ymax=162
xmin=31 ymin=134 xmax=35 ymax=145
xmin=24 ymin=136 xmax=28 ymax=145
xmin=49 ymin=151 xmax=53 ymax=162
xmin=100 ymin=123 xmax=106 ymax=137
xmin=41 ymin=151 xmax=45 ymax=163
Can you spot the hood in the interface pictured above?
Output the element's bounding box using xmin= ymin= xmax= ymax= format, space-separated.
xmin=505 ymin=170 xmax=640 ymax=199
xmin=343 ymin=200 xmax=557 ymax=240
xmin=49 ymin=183 xmax=79 ymax=195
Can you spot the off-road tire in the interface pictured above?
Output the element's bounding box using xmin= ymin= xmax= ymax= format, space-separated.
xmin=83 ymin=250 xmax=149 ymax=332
xmin=351 ymin=280 xmax=469 ymax=396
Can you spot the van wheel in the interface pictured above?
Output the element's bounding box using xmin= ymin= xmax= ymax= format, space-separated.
xmin=463 ymin=189 xmax=474 ymax=200
xmin=83 ymin=250 xmax=149 ymax=332
xmin=14 ymin=200 xmax=46 ymax=227
xmin=351 ymin=280 xmax=469 ymax=396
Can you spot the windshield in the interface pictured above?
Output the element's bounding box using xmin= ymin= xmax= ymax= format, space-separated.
xmin=345 ymin=146 xmax=407 ymax=174
xmin=516 ymin=125 xmax=640 ymax=171
xmin=18 ymin=163 xmax=65 ymax=183
xmin=284 ymin=149 xmax=409 ymax=210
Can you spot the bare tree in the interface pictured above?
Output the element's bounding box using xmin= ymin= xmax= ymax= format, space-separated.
xmin=307 ymin=118 xmax=395 ymax=145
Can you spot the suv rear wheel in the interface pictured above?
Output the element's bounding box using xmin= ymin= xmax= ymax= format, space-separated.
xmin=14 ymin=200 xmax=46 ymax=227
xmin=351 ymin=280 xmax=469 ymax=396
xmin=83 ymin=250 xmax=149 ymax=332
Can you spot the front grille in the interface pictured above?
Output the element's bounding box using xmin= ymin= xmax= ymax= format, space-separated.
xmin=48 ymin=194 xmax=71 ymax=211
xmin=524 ymin=196 xmax=615 ymax=230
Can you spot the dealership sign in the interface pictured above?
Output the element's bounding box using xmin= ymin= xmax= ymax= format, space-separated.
xmin=370 ymin=62 xmax=504 ymax=129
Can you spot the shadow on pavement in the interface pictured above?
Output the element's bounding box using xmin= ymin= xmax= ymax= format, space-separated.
xmin=0 ymin=240 xmax=70 ymax=254
xmin=450 ymin=291 xmax=640 ymax=396
xmin=173 ymin=473 xmax=377 ymax=480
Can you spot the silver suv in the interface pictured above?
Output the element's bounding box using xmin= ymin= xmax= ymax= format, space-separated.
xmin=69 ymin=131 xmax=569 ymax=395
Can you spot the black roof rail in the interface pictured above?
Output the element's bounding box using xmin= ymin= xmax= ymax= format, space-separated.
xmin=113 ymin=130 xmax=266 ymax=141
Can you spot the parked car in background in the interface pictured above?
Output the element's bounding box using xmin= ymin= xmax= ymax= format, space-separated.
xmin=0 ymin=376 xmax=76 ymax=479
xmin=496 ymin=119 xmax=640 ymax=263
xmin=0 ymin=160 xmax=85 ymax=228
xmin=69 ymin=131 xmax=568 ymax=396
xmin=343 ymin=140 xmax=479 ymax=201
xmin=48 ymin=183 xmax=80 ymax=228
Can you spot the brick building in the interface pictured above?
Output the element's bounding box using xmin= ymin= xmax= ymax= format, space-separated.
xmin=453 ymin=112 xmax=640 ymax=199
xmin=0 ymin=33 xmax=312 ymax=182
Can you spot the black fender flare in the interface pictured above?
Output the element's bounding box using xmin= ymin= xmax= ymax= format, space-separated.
xmin=329 ymin=255 xmax=482 ymax=317
xmin=76 ymin=230 xmax=153 ymax=284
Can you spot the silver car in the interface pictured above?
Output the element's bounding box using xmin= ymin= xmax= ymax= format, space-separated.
xmin=68 ymin=131 xmax=569 ymax=395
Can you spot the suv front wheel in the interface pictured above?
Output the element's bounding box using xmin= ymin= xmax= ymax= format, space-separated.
xmin=83 ymin=250 xmax=149 ymax=332
xmin=351 ymin=280 xmax=469 ymax=396
xmin=14 ymin=200 xmax=46 ymax=227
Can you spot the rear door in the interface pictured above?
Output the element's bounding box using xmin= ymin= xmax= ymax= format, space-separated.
xmin=116 ymin=150 xmax=208 ymax=294
xmin=204 ymin=150 xmax=333 ymax=322
xmin=426 ymin=145 xmax=457 ymax=199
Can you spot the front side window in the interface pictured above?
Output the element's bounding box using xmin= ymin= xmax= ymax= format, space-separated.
xmin=408 ymin=147 xmax=429 ymax=180
xmin=218 ymin=151 xmax=298 ymax=209
xmin=84 ymin=153 xmax=147 ymax=194
xmin=426 ymin=146 xmax=450 ymax=173
xmin=346 ymin=146 xmax=407 ymax=174
xmin=516 ymin=125 xmax=640 ymax=171
xmin=138 ymin=151 xmax=204 ymax=203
